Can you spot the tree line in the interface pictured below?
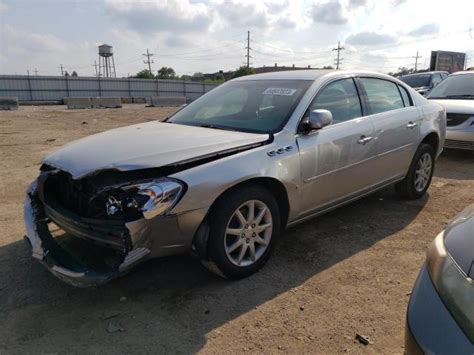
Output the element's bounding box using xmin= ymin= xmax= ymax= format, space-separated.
xmin=133 ymin=65 xmax=255 ymax=83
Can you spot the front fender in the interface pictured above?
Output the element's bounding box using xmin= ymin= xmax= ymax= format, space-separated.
xmin=170 ymin=132 xmax=301 ymax=222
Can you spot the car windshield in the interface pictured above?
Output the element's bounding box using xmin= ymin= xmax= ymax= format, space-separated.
xmin=167 ymin=79 xmax=312 ymax=133
xmin=427 ymin=74 xmax=474 ymax=99
xmin=399 ymin=74 xmax=431 ymax=88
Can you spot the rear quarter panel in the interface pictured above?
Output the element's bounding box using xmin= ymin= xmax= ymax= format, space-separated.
xmin=415 ymin=94 xmax=446 ymax=157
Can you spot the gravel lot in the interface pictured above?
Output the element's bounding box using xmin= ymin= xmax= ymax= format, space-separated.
xmin=1 ymin=105 xmax=473 ymax=354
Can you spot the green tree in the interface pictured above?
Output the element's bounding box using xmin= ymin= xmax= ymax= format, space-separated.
xmin=134 ymin=69 xmax=155 ymax=79
xmin=388 ymin=66 xmax=414 ymax=77
xmin=232 ymin=66 xmax=255 ymax=79
xmin=157 ymin=67 xmax=176 ymax=79
xmin=215 ymin=70 xmax=225 ymax=81
xmin=191 ymin=72 xmax=205 ymax=81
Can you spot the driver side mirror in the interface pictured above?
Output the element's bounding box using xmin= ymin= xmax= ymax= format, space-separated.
xmin=301 ymin=109 xmax=333 ymax=134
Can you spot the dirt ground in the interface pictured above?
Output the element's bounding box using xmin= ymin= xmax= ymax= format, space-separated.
xmin=0 ymin=105 xmax=473 ymax=354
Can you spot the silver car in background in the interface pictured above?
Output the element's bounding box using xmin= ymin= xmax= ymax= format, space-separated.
xmin=24 ymin=70 xmax=446 ymax=287
xmin=427 ymin=71 xmax=474 ymax=150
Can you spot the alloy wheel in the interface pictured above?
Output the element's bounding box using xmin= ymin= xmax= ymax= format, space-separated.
xmin=414 ymin=152 xmax=432 ymax=192
xmin=224 ymin=200 xmax=273 ymax=267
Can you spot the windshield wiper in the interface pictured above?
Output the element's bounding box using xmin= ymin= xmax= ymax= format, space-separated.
xmin=198 ymin=124 xmax=235 ymax=131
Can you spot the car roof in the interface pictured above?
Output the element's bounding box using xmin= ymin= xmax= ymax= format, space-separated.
xmin=450 ymin=71 xmax=474 ymax=76
xmin=400 ymin=71 xmax=447 ymax=78
xmin=233 ymin=69 xmax=396 ymax=82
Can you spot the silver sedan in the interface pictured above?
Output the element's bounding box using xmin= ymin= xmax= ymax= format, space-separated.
xmin=24 ymin=70 xmax=446 ymax=286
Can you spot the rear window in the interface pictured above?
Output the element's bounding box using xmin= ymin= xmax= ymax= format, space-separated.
xmin=360 ymin=78 xmax=404 ymax=114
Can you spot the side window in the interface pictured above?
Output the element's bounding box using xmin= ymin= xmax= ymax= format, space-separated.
xmin=360 ymin=78 xmax=404 ymax=114
xmin=398 ymin=85 xmax=412 ymax=107
xmin=431 ymin=74 xmax=443 ymax=87
xmin=308 ymin=78 xmax=362 ymax=124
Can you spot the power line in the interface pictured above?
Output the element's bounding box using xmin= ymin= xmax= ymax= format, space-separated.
xmin=158 ymin=40 xmax=245 ymax=57
xmin=143 ymin=48 xmax=154 ymax=72
xmin=332 ymin=41 xmax=345 ymax=70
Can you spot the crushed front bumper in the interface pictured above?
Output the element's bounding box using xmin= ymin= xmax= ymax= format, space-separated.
xmin=24 ymin=180 xmax=177 ymax=287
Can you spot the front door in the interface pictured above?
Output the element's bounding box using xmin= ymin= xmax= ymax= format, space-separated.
xmin=296 ymin=78 xmax=378 ymax=216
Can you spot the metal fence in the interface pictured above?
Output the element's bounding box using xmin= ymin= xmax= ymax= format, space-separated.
xmin=0 ymin=75 xmax=218 ymax=102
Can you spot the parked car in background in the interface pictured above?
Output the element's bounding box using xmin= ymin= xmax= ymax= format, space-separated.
xmin=400 ymin=71 xmax=449 ymax=96
xmin=406 ymin=204 xmax=474 ymax=354
xmin=24 ymin=70 xmax=446 ymax=287
xmin=427 ymin=71 xmax=474 ymax=150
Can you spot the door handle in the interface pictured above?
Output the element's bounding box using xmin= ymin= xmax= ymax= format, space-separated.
xmin=407 ymin=121 xmax=418 ymax=129
xmin=357 ymin=135 xmax=373 ymax=145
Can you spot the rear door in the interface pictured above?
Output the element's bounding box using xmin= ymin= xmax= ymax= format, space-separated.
xmin=358 ymin=77 xmax=421 ymax=181
xmin=296 ymin=77 xmax=378 ymax=215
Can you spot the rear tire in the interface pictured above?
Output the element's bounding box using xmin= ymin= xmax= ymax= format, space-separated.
xmin=204 ymin=185 xmax=280 ymax=279
xmin=395 ymin=143 xmax=435 ymax=199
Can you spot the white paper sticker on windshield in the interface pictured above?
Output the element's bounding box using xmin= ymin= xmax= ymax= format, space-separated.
xmin=262 ymin=87 xmax=297 ymax=96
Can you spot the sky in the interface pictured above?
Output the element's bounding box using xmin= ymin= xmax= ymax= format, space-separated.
xmin=0 ymin=0 xmax=473 ymax=77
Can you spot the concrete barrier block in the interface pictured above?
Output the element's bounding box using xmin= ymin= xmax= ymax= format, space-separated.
xmin=66 ymin=97 xmax=91 ymax=109
xmin=121 ymin=97 xmax=133 ymax=104
xmin=133 ymin=97 xmax=147 ymax=104
xmin=0 ymin=97 xmax=19 ymax=110
xmin=149 ymin=96 xmax=186 ymax=107
xmin=99 ymin=97 xmax=122 ymax=108
xmin=91 ymin=97 xmax=101 ymax=109
xmin=91 ymin=97 xmax=122 ymax=109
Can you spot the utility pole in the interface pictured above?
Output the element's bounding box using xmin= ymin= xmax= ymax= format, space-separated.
xmin=143 ymin=48 xmax=154 ymax=72
xmin=413 ymin=51 xmax=422 ymax=72
xmin=92 ymin=60 xmax=99 ymax=77
xmin=34 ymin=68 xmax=38 ymax=76
xmin=245 ymin=31 xmax=252 ymax=69
xmin=59 ymin=64 xmax=65 ymax=76
xmin=332 ymin=41 xmax=345 ymax=70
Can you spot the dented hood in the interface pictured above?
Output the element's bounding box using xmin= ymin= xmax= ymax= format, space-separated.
xmin=44 ymin=121 xmax=268 ymax=179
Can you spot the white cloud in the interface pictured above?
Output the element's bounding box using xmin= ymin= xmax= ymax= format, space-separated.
xmin=407 ymin=23 xmax=440 ymax=37
xmin=348 ymin=0 xmax=368 ymax=8
xmin=311 ymin=1 xmax=348 ymax=25
xmin=104 ymin=0 xmax=213 ymax=33
xmin=0 ymin=1 xmax=8 ymax=13
xmin=346 ymin=31 xmax=398 ymax=46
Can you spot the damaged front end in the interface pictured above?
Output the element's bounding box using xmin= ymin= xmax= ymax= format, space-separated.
xmin=24 ymin=167 xmax=186 ymax=287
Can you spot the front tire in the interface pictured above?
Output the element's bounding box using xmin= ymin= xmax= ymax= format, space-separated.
xmin=204 ymin=185 xmax=280 ymax=279
xmin=395 ymin=143 xmax=435 ymax=199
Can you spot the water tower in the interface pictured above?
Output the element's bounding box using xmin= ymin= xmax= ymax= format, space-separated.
xmin=98 ymin=44 xmax=116 ymax=78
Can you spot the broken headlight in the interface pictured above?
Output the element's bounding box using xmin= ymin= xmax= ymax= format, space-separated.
xmin=105 ymin=178 xmax=185 ymax=220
